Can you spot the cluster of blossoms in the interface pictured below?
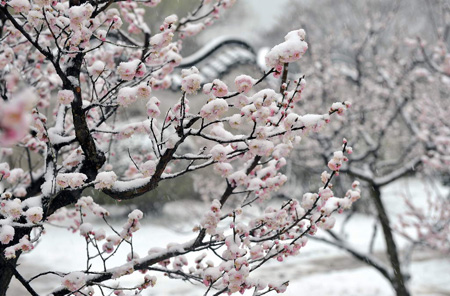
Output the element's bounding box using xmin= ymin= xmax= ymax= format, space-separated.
xmin=94 ymin=171 xmax=118 ymax=189
xmin=117 ymin=60 xmax=146 ymax=81
xmin=234 ymin=75 xmax=256 ymax=93
xmin=75 ymin=196 xmax=109 ymax=218
xmin=0 ymin=224 xmax=15 ymax=245
xmin=1 ymin=187 xmax=40 ymax=258
xmin=62 ymin=271 xmax=87 ymax=292
xmin=146 ymin=96 xmax=162 ymax=118
xmin=3 ymin=235 xmax=34 ymax=259
xmin=200 ymin=97 xmax=229 ymax=120
xmin=121 ymin=209 xmax=144 ymax=239
xmin=265 ymin=29 xmax=308 ymax=75
xmin=57 ymin=90 xmax=75 ymax=105
xmin=181 ymin=67 xmax=203 ymax=94
xmin=56 ymin=173 xmax=88 ymax=189
xmin=116 ymin=83 xmax=152 ymax=107
xmin=1 ymin=192 xmax=44 ymax=259
xmin=64 ymin=196 xmax=110 ymax=235
xmin=187 ymin=143 xmax=360 ymax=294
xmin=200 ymin=199 xmax=222 ymax=235
xmin=327 ymin=151 xmax=348 ymax=172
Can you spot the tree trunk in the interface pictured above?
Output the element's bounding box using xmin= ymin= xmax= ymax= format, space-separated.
xmin=0 ymin=255 xmax=19 ymax=296
xmin=0 ymin=226 xmax=35 ymax=296
xmin=370 ymin=185 xmax=410 ymax=296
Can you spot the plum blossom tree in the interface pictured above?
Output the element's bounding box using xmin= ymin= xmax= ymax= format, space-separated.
xmin=261 ymin=1 xmax=450 ymax=296
xmin=0 ymin=0 xmax=359 ymax=295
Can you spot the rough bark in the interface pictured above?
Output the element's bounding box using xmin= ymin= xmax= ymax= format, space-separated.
xmin=0 ymin=226 xmax=32 ymax=296
xmin=0 ymin=256 xmax=18 ymax=296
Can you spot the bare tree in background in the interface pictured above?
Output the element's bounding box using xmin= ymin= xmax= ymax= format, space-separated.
xmin=262 ymin=1 xmax=450 ymax=296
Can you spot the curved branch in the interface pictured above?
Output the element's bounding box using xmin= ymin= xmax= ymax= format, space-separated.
xmin=310 ymin=235 xmax=393 ymax=283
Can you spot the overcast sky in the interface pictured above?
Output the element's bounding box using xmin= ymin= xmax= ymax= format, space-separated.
xmin=198 ymin=0 xmax=291 ymax=43
xmin=244 ymin=0 xmax=290 ymax=29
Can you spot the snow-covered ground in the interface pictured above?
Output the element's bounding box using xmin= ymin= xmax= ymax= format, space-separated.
xmin=8 ymin=177 xmax=450 ymax=295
